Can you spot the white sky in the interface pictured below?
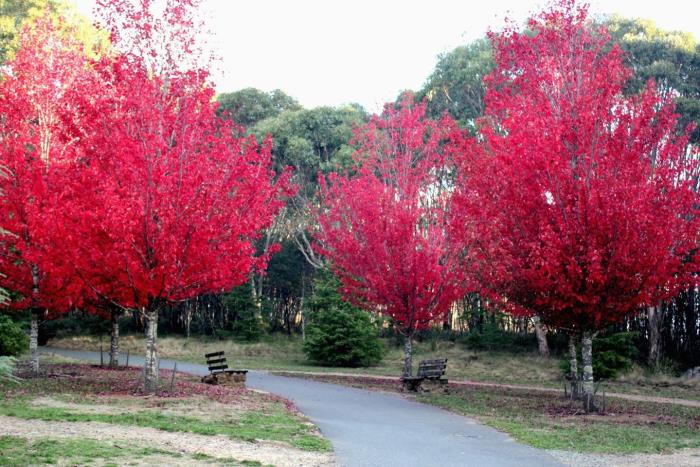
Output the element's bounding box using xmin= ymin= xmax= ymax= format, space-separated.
xmin=73 ymin=0 xmax=700 ymax=113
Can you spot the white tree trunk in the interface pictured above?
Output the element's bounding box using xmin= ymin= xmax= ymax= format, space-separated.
xmin=532 ymin=316 xmax=550 ymax=357
xmin=143 ymin=308 xmax=159 ymax=393
xmin=567 ymin=334 xmax=580 ymax=399
xmin=184 ymin=304 xmax=192 ymax=339
xmin=30 ymin=264 xmax=41 ymax=374
xmin=249 ymin=275 xmax=263 ymax=322
xmin=300 ymin=285 xmax=306 ymax=342
xmin=29 ymin=310 xmax=39 ymax=374
xmin=581 ymin=331 xmax=596 ymax=411
xmin=568 ymin=335 xmax=578 ymax=380
xmin=109 ymin=309 xmax=119 ymax=367
xmin=647 ymin=303 xmax=663 ymax=367
xmin=403 ymin=331 xmax=413 ymax=377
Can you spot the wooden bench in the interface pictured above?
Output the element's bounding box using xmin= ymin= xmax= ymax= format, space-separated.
xmin=401 ymin=358 xmax=448 ymax=392
xmin=200 ymin=351 xmax=248 ymax=386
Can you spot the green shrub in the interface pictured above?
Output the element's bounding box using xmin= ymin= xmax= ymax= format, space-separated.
xmin=304 ymin=306 xmax=383 ymax=367
xmin=593 ymin=332 xmax=638 ymax=380
xmin=302 ymin=270 xmax=383 ymax=367
xmin=0 ymin=315 xmax=27 ymax=356
xmin=559 ymin=331 xmax=639 ymax=381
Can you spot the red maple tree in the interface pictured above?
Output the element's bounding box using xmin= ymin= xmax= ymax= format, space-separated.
xmin=452 ymin=0 xmax=700 ymax=404
xmin=0 ymin=16 xmax=96 ymax=372
xmin=56 ymin=0 xmax=292 ymax=391
xmin=315 ymin=98 xmax=467 ymax=377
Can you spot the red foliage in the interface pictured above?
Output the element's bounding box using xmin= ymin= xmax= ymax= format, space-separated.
xmin=452 ymin=0 xmax=700 ymax=331
xmin=9 ymin=363 xmax=251 ymax=403
xmin=0 ymin=17 xmax=95 ymax=315
xmin=315 ymin=98 xmax=467 ymax=334
xmin=1 ymin=1 xmax=290 ymax=329
xmin=55 ymin=0 xmax=292 ymax=311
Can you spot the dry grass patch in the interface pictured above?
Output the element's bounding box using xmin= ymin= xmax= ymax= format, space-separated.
xmin=47 ymin=334 xmax=698 ymax=400
xmin=1 ymin=362 xmax=332 ymax=454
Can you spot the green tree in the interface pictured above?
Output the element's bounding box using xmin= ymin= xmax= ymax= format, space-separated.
xmin=251 ymin=105 xmax=367 ymax=268
xmin=0 ymin=0 xmax=50 ymax=63
xmin=222 ymin=286 xmax=263 ymax=342
xmin=606 ymin=17 xmax=699 ymax=143
xmin=303 ymin=270 xmax=383 ymax=367
xmin=252 ymin=105 xmax=366 ymax=189
xmin=0 ymin=0 xmax=108 ymax=64
xmin=417 ymin=39 xmax=493 ymax=131
xmin=216 ymin=88 xmax=301 ymax=128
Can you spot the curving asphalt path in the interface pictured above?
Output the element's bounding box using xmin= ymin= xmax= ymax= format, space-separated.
xmin=40 ymin=347 xmax=561 ymax=467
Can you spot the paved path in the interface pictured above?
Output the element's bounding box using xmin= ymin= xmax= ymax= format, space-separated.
xmin=41 ymin=347 xmax=561 ymax=467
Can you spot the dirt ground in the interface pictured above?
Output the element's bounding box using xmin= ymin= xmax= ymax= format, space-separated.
xmin=2 ymin=361 xmax=336 ymax=466
xmin=547 ymin=448 xmax=700 ymax=467
xmin=0 ymin=415 xmax=336 ymax=467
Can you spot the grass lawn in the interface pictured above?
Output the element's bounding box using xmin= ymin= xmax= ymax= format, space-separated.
xmin=0 ymin=360 xmax=332 ymax=466
xmin=49 ymin=333 xmax=700 ymax=401
xmin=419 ymin=387 xmax=700 ymax=454
xmin=0 ymin=436 xmax=185 ymax=466
xmin=0 ymin=435 xmax=271 ymax=466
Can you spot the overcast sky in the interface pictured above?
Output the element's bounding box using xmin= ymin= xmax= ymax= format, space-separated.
xmin=73 ymin=0 xmax=700 ymax=112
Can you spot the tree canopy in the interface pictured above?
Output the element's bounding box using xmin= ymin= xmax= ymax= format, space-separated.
xmin=315 ymin=98 xmax=467 ymax=376
xmin=216 ymin=87 xmax=301 ymax=128
xmin=607 ymin=16 xmax=700 ymax=143
xmin=452 ymin=0 xmax=699 ymax=404
xmin=418 ymin=39 xmax=493 ymax=131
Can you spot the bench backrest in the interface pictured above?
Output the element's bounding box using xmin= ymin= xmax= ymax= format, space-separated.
xmin=417 ymin=358 xmax=447 ymax=379
xmin=205 ymin=351 xmax=229 ymax=373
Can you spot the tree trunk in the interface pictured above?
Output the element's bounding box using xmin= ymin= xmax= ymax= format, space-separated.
xmin=29 ymin=310 xmax=39 ymax=374
xmin=581 ymin=331 xmax=596 ymax=411
xmin=249 ymin=275 xmax=263 ymax=322
xmin=403 ymin=330 xmax=414 ymax=377
xmin=30 ymin=264 xmax=41 ymax=375
xmin=184 ymin=303 xmax=192 ymax=339
xmin=300 ymin=283 xmax=306 ymax=342
xmin=647 ymin=303 xmax=663 ymax=367
xmin=532 ymin=316 xmax=550 ymax=357
xmin=568 ymin=334 xmax=578 ymax=380
xmin=250 ymin=274 xmax=257 ymax=303
xmin=143 ymin=308 xmax=159 ymax=393
xmin=468 ymin=295 xmax=483 ymax=332
xmin=109 ymin=309 xmax=120 ymax=367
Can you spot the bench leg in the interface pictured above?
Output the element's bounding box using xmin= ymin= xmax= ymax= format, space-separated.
xmin=440 ymin=380 xmax=450 ymax=395
xmin=419 ymin=379 xmax=449 ymax=394
xmin=200 ymin=373 xmax=218 ymax=385
xmin=402 ymin=379 xmax=424 ymax=392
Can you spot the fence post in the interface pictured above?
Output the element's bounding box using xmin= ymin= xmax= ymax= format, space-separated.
xmin=170 ymin=363 xmax=177 ymax=393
